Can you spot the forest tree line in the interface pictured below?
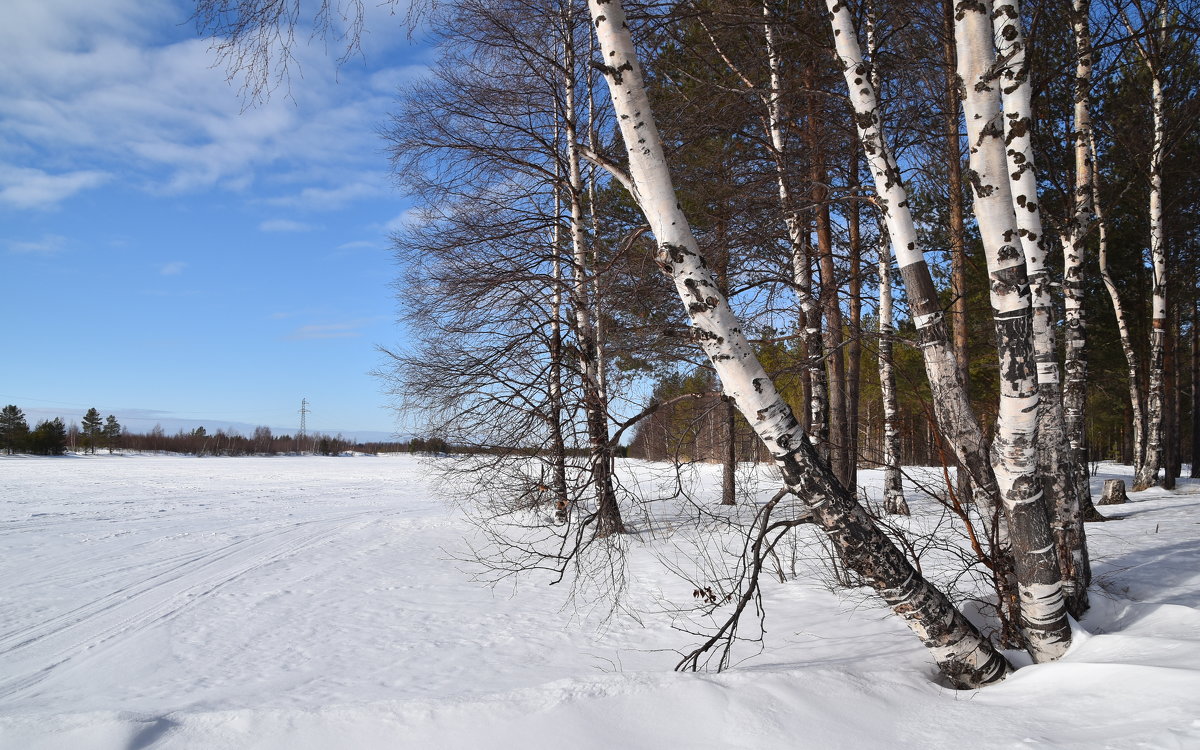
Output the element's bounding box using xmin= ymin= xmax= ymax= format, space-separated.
xmin=0 ymin=404 xmax=410 ymax=457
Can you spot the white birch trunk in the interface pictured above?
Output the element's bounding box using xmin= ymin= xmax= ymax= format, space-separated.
xmin=1063 ymin=0 xmax=1102 ymax=536
xmin=992 ymin=0 xmax=1088 ymax=616
xmin=824 ymin=0 xmax=1003 ymax=533
xmin=762 ymin=5 xmax=827 ymax=453
xmin=589 ymin=0 xmax=1010 ymax=688
xmin=878 ymin=240 xmax=906 ymax=515
xmin=563 ymin=24 xmax=623 ymax=535
xmin=954 ymin=0 xmax=1070 ymax=662
xmin=1135 ymin=70 xmax=1167 ymax=491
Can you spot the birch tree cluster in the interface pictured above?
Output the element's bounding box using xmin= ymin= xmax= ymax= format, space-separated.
xmin=197 ymin=0 xmax=1200 ymax=689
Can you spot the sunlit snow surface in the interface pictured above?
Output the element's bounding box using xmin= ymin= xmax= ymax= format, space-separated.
xmin=2 ymin=454 xmax=1198 ymax=749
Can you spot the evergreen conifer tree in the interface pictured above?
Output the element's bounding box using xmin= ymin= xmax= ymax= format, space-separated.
xmin=0 ymin=405 xmax=29 ymax=454
xmin=81 ymin=408 xmax=103 ymax=454
xmin=103 ymin=415 xmax=122 ymax=454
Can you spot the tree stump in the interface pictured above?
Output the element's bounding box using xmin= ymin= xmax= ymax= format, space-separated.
xmin=1098 ymin=479 xmax=1128 ymax=505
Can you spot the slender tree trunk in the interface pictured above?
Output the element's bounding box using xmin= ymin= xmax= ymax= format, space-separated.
xmin=955 ymin=0 xmax=1071 ymax=661
xmin=847 ymin=146 xmax=863 ymax=495
xmin=1092 ymin=127 xmax=1145 ymax=476
xmin=863 ymin=1 xmax=903 ymax=516
xmin=808 ymin=70 xmax=846 ymax=478
xmin=563 ymin=27 xmax=623 ymax=536
xmin=763 ymin=5 xmax=825 ymax=454
xmin=589 ymin=0 xmax=1011 ymax=688
xmin=1164 ymin=305 xmax=1178 ymax=490
xmin=879 ymin=238 xmax=907 ymax=515
xmin=1192 ymin=297 xmax=1199 ymax=478
xmin=944 ymin=0 xmax=974 ymax=508
xmin=992 ymin=0 xmax=1088 ymax=617
xmin=1064 ymin=0 xmax=1103 ymax=532
xmin=1134 ymin=51 xmax=1167 ymax=491
xmin=722 ymin=398 xmax=737 ymax=505
xmin=549 ymin=196 xmax=570 ymax=510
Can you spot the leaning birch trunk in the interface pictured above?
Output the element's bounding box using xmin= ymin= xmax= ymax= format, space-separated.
xmin=822 ymin=0 xmax=1002 ymax=531
xmin=1133 ymin=61 xmax=1167 ymax=492
xmin=1063 ymin=0 xmax=1104 ymax=530
xmin=563 ymin=30 xmax=623 ymax=536
xmin=588 ymin=0 xmax=1010 ymax=688
xmin=955 ymin=0 xmax=1071 ymax=661
xmin=992 ymin=0 xmax=1088 ymax=616
xmin=878 ymin=239 xmax=906 ymax=515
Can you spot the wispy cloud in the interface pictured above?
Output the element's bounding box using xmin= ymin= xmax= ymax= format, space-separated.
xmin=259 ymin=218 xmax=316 ymax=233
xmin=288 ymin=322 xmax=363 ymax=340
xmin=265 ymin=178 xmax=385 ymax=210
xmin=159 ymin=260 xmax=186 ymax=275
xmin=8 ymin=234 xmax=66 ymax=255
xmin=286 ymin=317 xmax=384 ymax=341
xmin=335 ymin=240 xmax=379 ymax=252
xmin=383 ymin=207 xmax=423 ymax=233
xmin=0 ymin=166 xmax=110 ymax=209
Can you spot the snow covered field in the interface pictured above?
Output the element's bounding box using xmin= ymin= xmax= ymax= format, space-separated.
xmin=1 ymin=454 xmax=1198 ymax=749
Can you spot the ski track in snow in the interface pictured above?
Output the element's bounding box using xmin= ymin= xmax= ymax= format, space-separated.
xmin=1 ymin=454 xmax=1198 ymax=749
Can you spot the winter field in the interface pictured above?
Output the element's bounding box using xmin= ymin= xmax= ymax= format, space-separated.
xmin=1 ymin=454 xmax=1198 ymax=749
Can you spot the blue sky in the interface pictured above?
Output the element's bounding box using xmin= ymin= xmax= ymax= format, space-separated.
xmin=1 ymin=0 xmax=428 ymax=440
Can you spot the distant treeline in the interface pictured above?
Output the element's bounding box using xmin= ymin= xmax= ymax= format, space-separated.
xmin=0 ymin=404 xmax=411 ymax=457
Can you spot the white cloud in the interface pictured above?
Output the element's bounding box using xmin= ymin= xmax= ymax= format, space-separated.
xmin=0 ymin=0 xmax=414 ymax=208
xmin=383 ymin=207 xmax=423 ymax=233
xmin=259 ymin=219 xmax=316 ymax=233
xmin=288 ymin=322 xmax=363 ymax=340
xmin=335 ymin=240 xmax=379 ymax=252
xmin=159 ymin=261 xmax=186 ymax=275
xmin=265 ymin=177 xmax=385 ymax=210
xmin=0 ymin=166 xmax=110 ymax=209
xmin=7 ymin=234 xmax=66 ymax=255
xmin=285 ymin=316 xmax=385 ymax=341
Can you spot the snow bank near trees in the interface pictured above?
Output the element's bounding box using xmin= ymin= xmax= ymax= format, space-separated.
xmin=1 ymin=455 xmax=1197 ymax=749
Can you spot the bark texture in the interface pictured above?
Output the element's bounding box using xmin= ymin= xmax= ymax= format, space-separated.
xmin=824 ymin=0 xmax=1002 ymax=530
xmin=954 ymin=0 xmax=1071 ymax=662
xmin=590 ymin=0 xmax=1011 ymax=688
xmin=992 ymin=0 xmax=1088 ymax=617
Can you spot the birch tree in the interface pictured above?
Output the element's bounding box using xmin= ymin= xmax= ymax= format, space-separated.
xmin=991 ymin=0 xmax=1088 ymax=616
xmin=586 ymin=0 xmax=1011 ymax=688
xmin=953 ymin=0 xmax=1071 ymax=660
xmin=1121 ymin=0 xmax=1170 ymax=491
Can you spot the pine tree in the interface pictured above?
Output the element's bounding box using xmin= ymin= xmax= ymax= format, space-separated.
xmin=103 ymin=415 xmax=122 ymax=454
xmin=30 ymin=418 xmax=68 ymax=456
xmin=0 ymin=405 xmax=29 ymax=454
xmin=81 ymin=408 xmax=103 ymax=454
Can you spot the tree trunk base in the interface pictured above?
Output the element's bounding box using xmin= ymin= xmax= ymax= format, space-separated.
xmin=1098 ymin=479 xmax=1128 ymax=505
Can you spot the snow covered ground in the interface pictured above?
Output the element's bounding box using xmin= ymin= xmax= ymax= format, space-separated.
xmin=1 ymin=453 xmax=1198 ymax=749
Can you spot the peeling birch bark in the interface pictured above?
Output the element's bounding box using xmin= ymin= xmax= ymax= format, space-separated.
xmin=953 ymin=0 xmax=1071 ymax=662
xmin=992 ymin=0 xmax=1088 ymax=617
xmin=589 ymin=0 xmax=1010 ymax=688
